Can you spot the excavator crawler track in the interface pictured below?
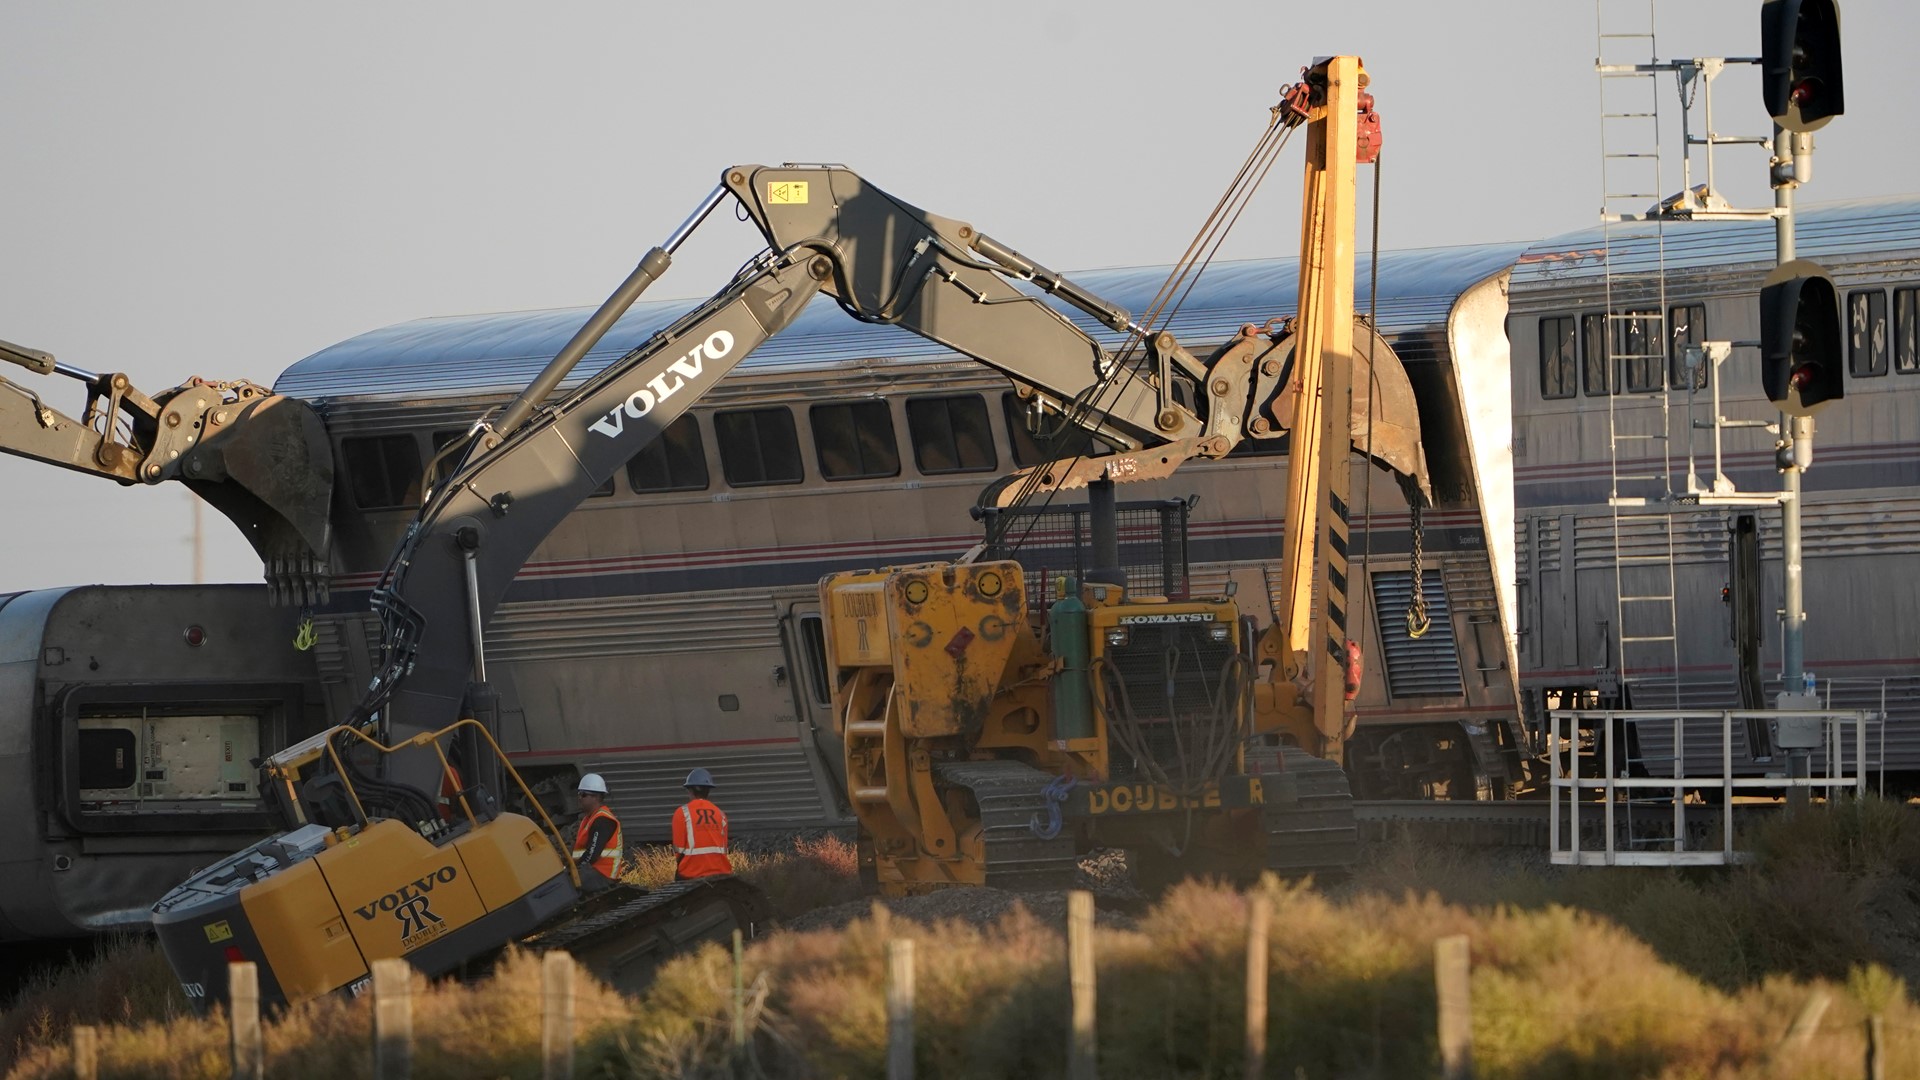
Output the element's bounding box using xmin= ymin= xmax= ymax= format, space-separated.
xmin=935 ymin=760 xmax=1079 ymax=891
xmin=1253 ymin=745 xmax=1359 ymax=878
xmin=517 ymin=876 xmax=773 ymax=994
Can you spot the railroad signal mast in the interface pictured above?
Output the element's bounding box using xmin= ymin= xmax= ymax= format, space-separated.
xmin=1757 ymin=0 xmax=1846 ymax=796
xmin=1556 ymin=0 xmax=1854 ymax=863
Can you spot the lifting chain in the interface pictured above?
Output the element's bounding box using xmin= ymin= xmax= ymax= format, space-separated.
xmin=1406 ymin=503 xmax=1430 ymax=639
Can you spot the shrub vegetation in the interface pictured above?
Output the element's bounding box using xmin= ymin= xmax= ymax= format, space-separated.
xmin=7 ymin=803 xmax=1918 ymax=1078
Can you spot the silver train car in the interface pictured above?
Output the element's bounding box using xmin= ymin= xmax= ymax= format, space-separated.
xmin=1507 ymin=194 xmax=1920 ymax=778
xmin=278 ymin=245 xmax=1530 ymax=840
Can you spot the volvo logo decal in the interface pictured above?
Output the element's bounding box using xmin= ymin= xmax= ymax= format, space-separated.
xmin=587 ymin=330 xmax=734 ymax=439
xmin=354 ymin=864 xmax=457 ymax=948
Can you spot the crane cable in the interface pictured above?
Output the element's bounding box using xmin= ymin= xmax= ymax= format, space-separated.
xmin=986 ymin=109 xmax=1301 ymax=556
xmin=996 ymin=115 xmax=1297 ymax=537
xmin=1353 ymin=151 xmax=1428 ymax=642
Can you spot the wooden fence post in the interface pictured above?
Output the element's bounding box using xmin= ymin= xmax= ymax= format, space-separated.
xmin=1867 ymin=1013 xmax=1886 ymax=1080
xmin=1068 ymin=890 xmax=1097 ymax=1080
xmin=1434 ymin=935 xmax=1473 ymax=1080
xmin=1244 ymin=891 xmax=1271 ymax=1080
xmin=542 ymin=951 xmax=575 ymax=1080
xmin=732 ymin=927 xmax=748 ymax=1060
xmin=70 ymin=1024 xmax=97 ymax=1080
xmin=887 ymin=938 xmax=915 ymax=1080
xmin=230 ymin=961 xmax=263 ymax=1080
xmin=372 ymin=958 xmax=413 ymax=1080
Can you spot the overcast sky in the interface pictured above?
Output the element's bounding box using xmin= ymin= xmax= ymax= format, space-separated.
xmin=3 ymin=1 xmax=1910 ymax=592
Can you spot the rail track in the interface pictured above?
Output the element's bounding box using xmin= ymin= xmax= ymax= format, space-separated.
xmin=1354 ymin=798 xmax=1829 ymax=852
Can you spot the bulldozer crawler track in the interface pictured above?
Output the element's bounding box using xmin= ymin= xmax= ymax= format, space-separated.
xmin=1256 ymin=746 xmax=1360 ymax=877
xmin=935 ymin=760 xmax=1079 ymax=891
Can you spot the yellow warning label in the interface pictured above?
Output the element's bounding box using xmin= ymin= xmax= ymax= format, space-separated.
xmin=767 ymin=180 xmax=809 ymax=205
xmin=204 ymin=920 xmax=233 ymax=944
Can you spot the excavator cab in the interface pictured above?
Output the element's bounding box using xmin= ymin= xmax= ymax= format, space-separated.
xmin=153 ymin=721 xmax=771 ymax=1014
xmin=153 ymin=721 xmax=583 ymax=1012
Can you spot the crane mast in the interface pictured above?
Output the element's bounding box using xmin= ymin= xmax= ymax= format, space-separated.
xmin=1262 ymin=55 xmax=1377 ymax=763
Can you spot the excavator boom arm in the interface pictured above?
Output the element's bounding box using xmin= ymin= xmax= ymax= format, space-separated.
xmin=362 ymin=164 xmax=1221 ymax=738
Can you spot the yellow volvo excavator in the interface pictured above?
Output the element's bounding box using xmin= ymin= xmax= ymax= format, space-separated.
xmin=152 ymin=720 xmax=768 ymax=1011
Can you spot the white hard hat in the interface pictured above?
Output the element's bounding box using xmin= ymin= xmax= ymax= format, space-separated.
xmin=576 ymin=772 xmax=609 ymax=795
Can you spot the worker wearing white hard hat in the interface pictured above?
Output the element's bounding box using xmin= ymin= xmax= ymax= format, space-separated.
xmin=672 ymin=767 xmax=732 ymax=880
xmin=570 ymin=772 xmax=624 ymax=885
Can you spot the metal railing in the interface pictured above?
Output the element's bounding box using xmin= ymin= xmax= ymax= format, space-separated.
xmin=1548 ymin=708 xmax=1872 ymax=866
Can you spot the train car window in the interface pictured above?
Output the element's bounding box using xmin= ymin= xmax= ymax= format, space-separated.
xmin=1668 ymin=304 xmax=1709 ymax=390
xmin=1003 ymin=390 xmax=1098 ymax=467
xmin=1001 ymin=393 xmax=1046 ymax=467
xmin=626 ymin=413 xmax=710 ymax=493
xmin=714 ymin=407 xmax=804 ymax=486
xmin=429 ymin=430 xmax=463 ymax=490
xmin=1618 ymin=310 xmax=1663 ymax=393
xmin=1580 ymin=314 xmax=1613 ymax=395
xmin=811 ymin=401 xmax=901 ymax=480
xmin=1849 ymin=289 xmax=1889 ymax=378
xmin=907 ymin=395 xmax=998 ymax=474
xmin=1539 ymin=316 xmax=1577 ymax=399
xmin=341 ymin=434 xmax=423 ymax=509
xmin=1895 ymin=287 xmax=1920 ymax=374
xmin=798 ymin=614 xmax=832 ymax=707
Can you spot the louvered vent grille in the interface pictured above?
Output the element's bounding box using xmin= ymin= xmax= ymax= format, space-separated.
xmin=1371 ymin=571 xmax=1463 ymax=697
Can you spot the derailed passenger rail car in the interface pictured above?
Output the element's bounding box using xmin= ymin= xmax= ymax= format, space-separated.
xmin=0 ymin=585 xmax=324 ymax=940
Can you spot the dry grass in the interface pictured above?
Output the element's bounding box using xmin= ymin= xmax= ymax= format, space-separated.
xmin=0 ymin=936 xmax=184 ymax=1066
xmin=623 ymin=833 xmax=864 ymax=920
xmin=12 ymin=805 xmax=1920 ymax=1078
xmin=1352 ymin=796 xmax=1920 ymax=991
xmin=609 ymin=878 xmax=1920 ymax=1079
xmin=4 ymin=949 xmax=640 ymax=1080
xmin=9 ymin=883 xmax=1918 ymax=1079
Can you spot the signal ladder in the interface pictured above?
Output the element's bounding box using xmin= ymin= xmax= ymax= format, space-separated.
xmin=1596 ymin=0 xmax=1680 ymax=714
xmin=1587 ymin=0 xmax=1784 ymax=860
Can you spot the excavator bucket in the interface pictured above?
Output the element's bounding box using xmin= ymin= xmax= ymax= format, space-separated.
xmin=1 ymin=340 xmax=335 ymax=604
xmin=182 ymin=393 xmax=336 ymax=605
xmin=1260 ymin=318 xmax=1432 ymax=505
xmin=980 ymin=318 xmax=1432 ymax=510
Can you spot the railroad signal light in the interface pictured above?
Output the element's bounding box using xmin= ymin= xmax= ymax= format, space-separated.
xmin=1761 ymin=0 xmax=1845 ymax=133
xmin=1759 ymin=259 xmax=1843 ymax=416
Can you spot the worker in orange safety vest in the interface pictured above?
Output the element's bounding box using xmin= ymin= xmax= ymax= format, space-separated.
xmin=672 ymin=767 xmax=732 ymax=880
xmin=571 ymin=773 xmax=625 ymax=886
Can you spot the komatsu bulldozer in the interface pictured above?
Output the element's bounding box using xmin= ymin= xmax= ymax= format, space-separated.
xmin=151 ymin=720 xmax=768 ymax=1012
xmin=818 ymin=56 xmax=1397 ymax=893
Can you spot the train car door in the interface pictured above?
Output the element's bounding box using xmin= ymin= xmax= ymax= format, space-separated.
xmin=779 ymin=599 xmax=852 ymax=821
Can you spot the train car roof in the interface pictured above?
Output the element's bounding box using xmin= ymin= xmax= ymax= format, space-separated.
xmin=1510 ymin=193 xmax=1920 ymax=290
xmin=274 ymin=241 xmax=1528 ymax=402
